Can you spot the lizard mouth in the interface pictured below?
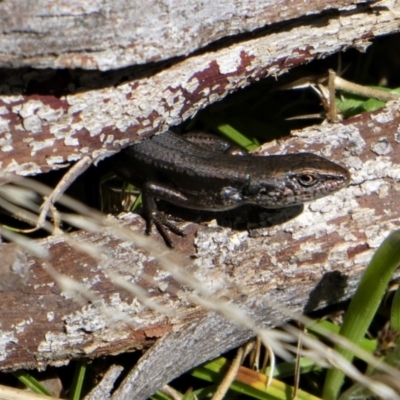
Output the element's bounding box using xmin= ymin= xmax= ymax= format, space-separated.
xmin=278 ymin=171 xmax=350 ymax=206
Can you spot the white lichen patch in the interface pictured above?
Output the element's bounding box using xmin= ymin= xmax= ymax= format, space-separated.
xmin=64 ymin=136 xmax=79 ymax=146
xmin=346 ymin=156 xmax=364 ymax=171
xmin=326 ymin=242 xmax=351 ymax=264
xmin=0 ymin=330 xmax=18 ymax=361
xmin=192 ymin=268 xmax=230 ymax=293
xmin=288 ymin=205 xmax=337 ymax=240
xmin=33 ymin=282 xmax=55 ymax=290
xmin=370 ymin=138 xmax=392 ymax=155
xmin=354 ymin=249 xmax=375 ymax=266
xmin=151 ymin=116 xmax=165 ymax=129
xmin=17 ymin=100 xmax=43 ymax=118
xmin=64 ymin=304 xmax=108 ymax=334
xmin=105 ymin=135 xmax=114 ymax=144
xmin=229 ymin=231 xmax=248 ymax=247
xmin=109 ymin=138 xmax=130 ymax=148
xmin=54 ymin=295 xmax=164 ymax=339
xmin=1 ymin=144 xmax=13 ymax=152
xmin=5 ymin=160 xmax=42 ymax=176
xmin=218 ymin=48 xmax=245 ymax=74
xmin=67 ymin=87 xmax=137 ymax=136
xmin=85 ymin=119 xmax=105 ymax=137
xmin=351 ymin=158 xmax=393 ymax=183
xmin=107 ymin=293 xmax=146 ymax=316
xmin=371 ymin=104 xmax=397 ymax=124
xmin=158 ymin=282 xmax=168 ymax=292
xmin=297 ymin=242 xmax=323 ymax=260
xmin=0 ymin=131 xmax=13 ymax=151
xmin=36 ymin=104 xmax=65 ymax=122
xmin=395 ymin=128 xmax=400 ymax=143
xmin=0 ymin=106 xmax=9 ymax=115
xmin=359 ymin=179 xmax=388 ymax=197
xmin=351 ymin=207 xmax=389 ymax=248
xmin=13 ymin=318 xmax=33 ymax=334
xmin=38 ymin=331 xmax=86 ymax=354
xmin=47 ymin=312 xmax=55 ymax=322
xmin=92 ymin=148 xmax=109 ymax=159
xmin=290 ymin=125 xmax=366 ymax=158
xmin=196 ymin=227 xmax=231 ymax=253
xmin=46 ymin=156 xmax=66 ymax=165
xmin=82 ymin=274 xmax=102 ymax=288
xmin=309 ymin=196 xmax=340 ymax=214
xmin=185 ymin=76 xmax=201 ymax=94
xmin=0 ymin=116 xmax=10 ymax=134
xmin=388 ymin=166 xmax=400 ymax=181
xmin=377 ymin=182 xmax=391 ymax=198
xmin=153 ymin=269 xmax=172 ymax=282
xmin=30 ymin=138 xmax=55 ymax=156
xmin=49 ymin=115 xmax=73 ymax=138
xmin=0 ymin=95 xmax=23 ymax=105
xmin=364 ymin=224 xmax=395 ymax=248
xmin=22 ymin=115 xmax=42 ymax=133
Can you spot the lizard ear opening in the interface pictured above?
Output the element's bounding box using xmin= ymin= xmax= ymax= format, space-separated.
xmin=258 ymin=187 xmax=269 ymax=196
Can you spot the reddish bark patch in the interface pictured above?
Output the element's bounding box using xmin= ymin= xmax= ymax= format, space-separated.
xmin=347 ymin=243 xmax=370 ymax=259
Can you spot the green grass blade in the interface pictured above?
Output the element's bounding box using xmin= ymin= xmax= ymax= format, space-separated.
xmin=69 ymin=360 xmax=87 ymax=400
xmin=192 ymin=357 xmax=322 ymax=400
xmin=323 ymin=229 xmax=400 ymax=400
xmin=130 ymin=191 xmax=142 ymax=211
xmin=12 ymin=370 xmax=54 ymax=397
xmin=182 ymin=392 xmax=197 ymax=400
xmin=151 ymin=392 xmax=175 ymax=400
xmin=215 ymin=123 xmax=259 ymax=151
xmin=307 ymin=320 xmax=377 ymax=354
xmin=198 ymin=113 xmax=260 ymax=150
xmin=391 ymin=285 xmax=400 ymax=330
xmin=263 ymin=357 xmax=320 ymax=379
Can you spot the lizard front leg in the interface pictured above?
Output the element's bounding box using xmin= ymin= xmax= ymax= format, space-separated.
xmin=141 ymin=181 xmax=189 ymax=247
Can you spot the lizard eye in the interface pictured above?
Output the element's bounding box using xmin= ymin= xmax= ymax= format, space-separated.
xmin=297 ymin=174 xmax=317 ymax=187
xmin=258 ymin=187 xmax=269 ymax=196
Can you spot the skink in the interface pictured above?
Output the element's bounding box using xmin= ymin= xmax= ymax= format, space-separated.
xmin=111 ymin=131 xmax=350 ymax=247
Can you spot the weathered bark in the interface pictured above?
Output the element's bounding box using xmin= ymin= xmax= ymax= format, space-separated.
xmin=1 ymin=1 xmax=400 ymax=398
xmin=0 ymin=0 xmax=399 ymax=176
xmin=0 ymin=0 xmax=378 ymax=70
xmin=1 ymin=100 xmax=400 ymax=384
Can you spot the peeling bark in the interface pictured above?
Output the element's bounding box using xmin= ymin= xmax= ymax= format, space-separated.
xmin=0 ymin=0 xmax=379 ymax=70
xmin=0 ymin=101 xmax=399 ymax=382
xmin=0 ymin=0 xmax=399 ymax=176
xmin=1 ymin=1 xmax=400 ymax=397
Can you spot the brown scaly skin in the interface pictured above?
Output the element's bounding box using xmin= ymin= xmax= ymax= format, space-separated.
xmin=111 ymin=131 xmax=350 ymax=247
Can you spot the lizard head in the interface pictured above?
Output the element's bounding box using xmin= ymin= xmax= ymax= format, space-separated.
xmin=244 ymin=153 xmax=350 ymax=208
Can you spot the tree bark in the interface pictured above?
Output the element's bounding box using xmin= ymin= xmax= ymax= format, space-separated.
xmin=0 ymin=0 xmax=399 ymax=176
xmin=1 ymin=1 xmax=400 ymax=398
xmin=1 ymin=100 xmax=400 ymax=380
xmin=0 ymin=0 xmax=379 ymax=70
